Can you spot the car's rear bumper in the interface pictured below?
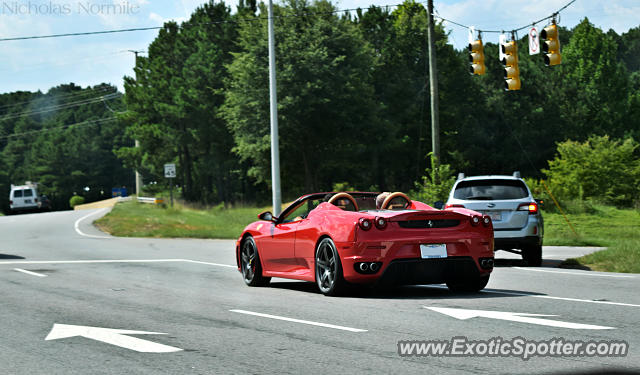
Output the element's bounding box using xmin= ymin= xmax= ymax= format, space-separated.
xmin=338 ymin=235 xmax=493 ymax=284
xmin=494 ymin=235 xmax=541 ymax=250
xmin=9 ymin=205 xmax=39 ymax=212
xmin=374 ymin=257 xmax=486 ymax=286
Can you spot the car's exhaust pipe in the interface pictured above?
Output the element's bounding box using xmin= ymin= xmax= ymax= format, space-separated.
xmin=479 ymin=258 xmax=494 ymax=269
xmin=369 ymin=262 xmax=379 ymax=272
xmin=359 ymin=262 xmax=369 ymax=272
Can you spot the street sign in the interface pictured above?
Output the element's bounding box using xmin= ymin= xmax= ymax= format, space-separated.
xmin=164 ymin=163 xmax=176 ymax=178
xmin=529 ymin=27 xmax=540 ymax=55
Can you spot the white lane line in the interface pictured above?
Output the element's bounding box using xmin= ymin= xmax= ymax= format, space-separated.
xmin=428 ymin=285 xmax=640 ymax=308
xmin=0 ymin=259 xmax=185 ymax=265
xmin=181 ymin=259 xmax=237 ymax=268
xmin=491 ymin=290 xmax=640 ymax=308
xmin=74 ymin=208 xmax=111 ymax=239
xmin=14 ymin=268 xmax=47 ymax=277
xmin=230 ymin=309 xmax=368 ymax=332
xmin=512 ymin=267 xmax=636 ymax=278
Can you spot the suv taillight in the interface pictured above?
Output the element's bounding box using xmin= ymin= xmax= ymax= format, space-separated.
xmin=518 ymin=202 xmax=538 ymax=214
xmin=445 ymin=204 xmax=465 ymax=209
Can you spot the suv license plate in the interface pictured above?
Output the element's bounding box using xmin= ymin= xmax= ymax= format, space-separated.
xmin=420 ymin=244 xmax=447 ymax=259
xmin=490 ymin=212 xmax=502 ymax=221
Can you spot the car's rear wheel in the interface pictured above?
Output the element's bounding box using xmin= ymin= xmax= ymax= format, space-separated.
xmin=446 ymin=274 xmax=490 ymax=292
xmin=315 ymin=237 xmax=346 ymax=296
xmin=241 ymin=236 xmax=271 ymax=287
xmin=523 ymin=244 xmax=542 ymax=267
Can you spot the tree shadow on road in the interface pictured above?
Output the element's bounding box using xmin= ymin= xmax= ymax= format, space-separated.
xmin=0 ymin=254 xmax=25 ymax=259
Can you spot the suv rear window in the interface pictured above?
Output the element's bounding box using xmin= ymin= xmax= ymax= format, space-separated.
xmin=13 ymin=190 xmax=23 ymax=198
xmin=454 ymin=180 xmax=529 ymax=200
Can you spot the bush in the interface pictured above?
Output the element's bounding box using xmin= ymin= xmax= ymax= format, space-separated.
xmin=69 ymin=195 xmax=85 ymax=208
xmin=411 ymin=156 xmax=456 ymax=205
xmin=543 ymin=135 xmax=640 ymax=207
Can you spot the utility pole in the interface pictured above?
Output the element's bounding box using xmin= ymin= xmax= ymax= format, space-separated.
xmin=128 ymin=50 xmax=145 ymax=197
xmin=268 ymin=0 xmax=282 ymax=216
xmin=426 ymin=0 xmax=440 ymax=169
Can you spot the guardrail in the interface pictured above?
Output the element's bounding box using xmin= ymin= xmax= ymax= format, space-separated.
xmin=137 ymin=197 xmax=164 ymax=204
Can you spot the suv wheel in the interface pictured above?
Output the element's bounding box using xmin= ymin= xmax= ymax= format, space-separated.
xmin=522 ymin=244 xmax=542 ymax=267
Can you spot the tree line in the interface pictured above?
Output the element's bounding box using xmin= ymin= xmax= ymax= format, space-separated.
xmin=1 ymin=0 xmax=639 ymax=211
xmin=0 ymin=84 xmax=133 ymax=212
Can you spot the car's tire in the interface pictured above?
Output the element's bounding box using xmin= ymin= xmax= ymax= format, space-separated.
xmin=240 ymin=236 xmax=271 ymax=287
xmin=523 ymin=244 xmax=543 ymax=267
xmin=446 ymin=274 xmax=490 ymax=292
xmin=315 ymin=237 xmax=346 ymax=296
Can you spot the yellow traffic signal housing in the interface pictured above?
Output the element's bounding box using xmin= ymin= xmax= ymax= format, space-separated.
xmin=469 ymin=39 xmax=486 ymax=75
xmin=501 ymin=40 xmax=521 ymax=91
xmin=541 ymin=23 xmax=561 ymax=66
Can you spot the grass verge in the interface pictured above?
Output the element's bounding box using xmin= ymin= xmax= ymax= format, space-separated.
xmin=95 ymin=200 xmax=265 ymax=239
xmin=543 ymin=204 xmax=640 ymax=273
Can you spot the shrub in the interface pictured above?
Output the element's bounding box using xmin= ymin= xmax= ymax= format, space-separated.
xmin=69 ymin=195 xmax=85 ymax=208
xmin=543 ymin=136 xmax=640 ymax=207
xmin=411 ymin=156 xmax=456 ymax=205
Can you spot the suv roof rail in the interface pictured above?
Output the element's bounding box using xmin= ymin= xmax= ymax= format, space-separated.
xmin=513 ymin=171 xmax=521 ymax=178
xmin=457 ymin=173 xmax=465 ymax=180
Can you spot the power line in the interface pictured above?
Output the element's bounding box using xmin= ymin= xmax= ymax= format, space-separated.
xmin=0 ymin=2 xmax=421 ymax=43
xmin=0 ymin=93 xmax=121 ymax=121
xmin=434 ymin=0 xmax=577 ymax=35
xmin=0 ymin=117 xmax=118 ymax=140
xmin=0 ymin=86 xmax=117 ymax=111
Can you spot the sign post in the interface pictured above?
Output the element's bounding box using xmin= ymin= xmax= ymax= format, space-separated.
xmin=164 ymin=163 xmax=176 ymax=207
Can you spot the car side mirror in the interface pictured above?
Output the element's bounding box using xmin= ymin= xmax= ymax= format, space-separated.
xmin=433 ymin=201 xmax=444 ymax=210
xmin=258 ymin=211 xmax=275 ymax=222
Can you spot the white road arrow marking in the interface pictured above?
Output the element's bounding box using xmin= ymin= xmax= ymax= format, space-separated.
xmin=45 ymin=324 xmax=183 ymax=353
xmin=424 ymin=306 xmax=614 ymax=330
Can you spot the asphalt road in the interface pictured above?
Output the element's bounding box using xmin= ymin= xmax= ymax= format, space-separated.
xmin=1 ymin=208 xmax=639 ymax=374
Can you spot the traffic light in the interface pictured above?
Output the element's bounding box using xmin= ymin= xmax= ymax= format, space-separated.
xmin=469 ymin=39 xmax=486 ymax=75
xmin=541 ymin=23 xmax=561 ymax=66
xmin=501 ymin=40 xmax=521 ymax=91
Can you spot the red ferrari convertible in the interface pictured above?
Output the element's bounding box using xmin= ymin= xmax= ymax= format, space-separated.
xmin=236 ymin=192 xmax=494 ymax=296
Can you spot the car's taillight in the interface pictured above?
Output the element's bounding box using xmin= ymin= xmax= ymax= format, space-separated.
xmin=470 ymin=215 xmax=481 ymax=226
xmin=374 ymin=217 xmax=387 ymax=230
xmin=518 ymin=202 xmax=538 ymax=214
xmin=445 ymin=204 xmax=465 ymax=209
xmin=358 ymin=218 xmax=372 ymax=231
xmin=35 ymin=198 xmax=38 ymax=203
xmin=482 ymin=215 xmax=491 ymax=227
xmin=9 ymin=200 xmax=12 ymax=205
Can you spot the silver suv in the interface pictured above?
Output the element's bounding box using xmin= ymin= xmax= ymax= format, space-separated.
xmin=444 ymin=173 xmax=543 ymax=266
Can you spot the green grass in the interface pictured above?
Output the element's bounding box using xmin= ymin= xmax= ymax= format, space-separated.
xmin=543 ymin=204 xmax=640 ymax=273
xmin=95 ymin=200 xmax=266 ymax=239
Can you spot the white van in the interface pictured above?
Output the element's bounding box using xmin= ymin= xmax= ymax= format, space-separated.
xmin=9 ymin=183 xmax=39 ymax=213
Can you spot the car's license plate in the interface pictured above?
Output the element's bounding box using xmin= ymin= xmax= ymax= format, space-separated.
xmin=480 ymin=211 xmax=502 ymax=221
xmin=25 ymin=199 xmax=31 ymax=203
xmin=420 ymin=244 xmax=447 ymax=259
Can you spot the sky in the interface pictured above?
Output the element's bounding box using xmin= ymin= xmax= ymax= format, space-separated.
xmin=0 ymin=0 xmax=638 ymax=94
